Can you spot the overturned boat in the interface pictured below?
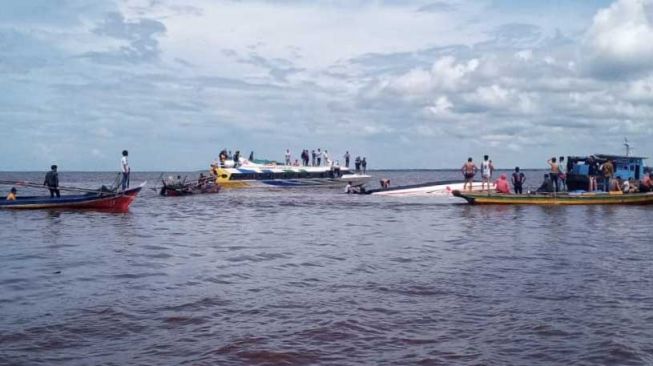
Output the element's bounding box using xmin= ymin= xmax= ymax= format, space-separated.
xmin=367 ymin=180 xmax=492 ymax=197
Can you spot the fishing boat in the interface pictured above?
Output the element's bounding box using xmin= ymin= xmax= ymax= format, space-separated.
xmin=451 ymin=190 xmax=653 ymax=205
xmin=566 ymin=154 xmax=646 ymax=191
xmin=210 ymin=159 xmax=371 ymax=188
xmin=0 ymin=183 xmax=145 ymax=211
xmin=367 ymin=180 xmax=492 ymax=197
xmin=159 ymin=179 xmax=220 ymax=196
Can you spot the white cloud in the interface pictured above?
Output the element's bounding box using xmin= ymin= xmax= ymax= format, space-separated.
xmin=515 ymin=49 xmax=533 ymax=61
xmin=585 ymin=0 xmax=653 ymax=77
xmin=431 ymin=56 xmax=479 ymax=91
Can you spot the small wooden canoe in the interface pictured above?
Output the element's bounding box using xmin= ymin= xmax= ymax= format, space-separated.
xmin=451 ymin=190 xmax=653 ymax=205
xmin=0 ymin=183 xmax=145 ymax=211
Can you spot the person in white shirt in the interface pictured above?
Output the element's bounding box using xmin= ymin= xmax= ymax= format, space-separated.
xmin=480 ymin=155 xmax=494 ymax=192
xmin=323 ymin=150 xmax=329 ymax=166
xmin=284 ymin=149 xmax=291 ymax=166
xmin=121 ymin=150 xmax=130 ymax=190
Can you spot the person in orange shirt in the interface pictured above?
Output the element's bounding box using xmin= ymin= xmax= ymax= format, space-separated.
xmin=495 ymin=174 xmax=510 ymax=194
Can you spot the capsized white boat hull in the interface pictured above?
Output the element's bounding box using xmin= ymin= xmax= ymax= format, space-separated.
xmin=370 ymin=180 xmax=494 ymax=197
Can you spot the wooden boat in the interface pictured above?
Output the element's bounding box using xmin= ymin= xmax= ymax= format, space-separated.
xmin=367 ymin=180 xmax=492 ymax=197
xmin=451 ymin=189 xmax=653 ymax=205
xmin=0 ymin=183 xmax=145 ymax=211
xmin=159 ymin=180 xmax=220 ymax=196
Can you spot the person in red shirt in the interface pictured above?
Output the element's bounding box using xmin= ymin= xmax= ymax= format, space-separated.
xmin=495 ymin=174 xmax=510 ymax=194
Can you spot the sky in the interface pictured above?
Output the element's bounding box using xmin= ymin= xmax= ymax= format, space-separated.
xmin=1 ymin=0 xmax=652 ymax=170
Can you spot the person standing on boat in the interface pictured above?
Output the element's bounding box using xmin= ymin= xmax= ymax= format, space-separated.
xmin=355 ymin=156 xmax=361 ymax=172
xmin=344 ymin=151 xmax=350 ymax=168
xmin=362 ymin=157 xmax=367 ymax=174
xmin=44 ymin=165 xmax=60 ymax=198
xmin=311 ymin=150 xmax=316 ymax=166
xmin=602 ymin=159 xmax=614 ymax=192
xmin=587 ymin=156 xmax=599 ymax=191
xmin=558 ymin=156 xmax=567 ymax=192
xmin=512 ymin=167 xmax=525 ymax=194
xmin=480 ymin=155 xmax=494 ymax=192
xmin=284 ymin=149 xmax=291 ymax=166
xmin=461 ymin=157 xmax=477 ymax=191
xmin=317 ymin=148 xmax=322 ymax=166
xmin=324 ymin=150 xmax=330 ymax=166
xmin=547 ymin=157 xmax=560 ymax=192
xmin=121 ymin=150 xmax=130 ymax=191
xmin=233 ymin=150 xmax=241 ymax=168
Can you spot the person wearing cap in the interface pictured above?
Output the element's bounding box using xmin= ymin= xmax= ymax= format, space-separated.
xmin=43 ymin=165 xmax=60 ymax=198
xmin=6 ymin=187 xmax=17 ymax=201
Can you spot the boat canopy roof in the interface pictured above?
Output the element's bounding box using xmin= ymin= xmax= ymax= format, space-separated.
xmin=567 ymin=154 xmax=647 ymax=162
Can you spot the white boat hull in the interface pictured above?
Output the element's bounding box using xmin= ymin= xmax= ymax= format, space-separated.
xmin=371 ymin=181 xmax=494 ymax=197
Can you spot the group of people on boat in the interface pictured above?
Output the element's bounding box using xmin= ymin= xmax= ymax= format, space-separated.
xmin=3 ymin=150 xmax=132 ymax=201
xmin=461 ymin=155 xmax=496 ymax=192
xmin=459 ymin=153 xmax=653 ymax=195
xmin=288 ymin=149 xmax=367 ymax=172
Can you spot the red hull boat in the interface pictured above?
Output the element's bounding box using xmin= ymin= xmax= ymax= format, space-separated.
xmin=0 ymin=183 xmax=145 ymax=212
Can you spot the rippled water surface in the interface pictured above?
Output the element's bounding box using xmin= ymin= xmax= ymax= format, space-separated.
xmin=1 ymin=171 xmax=652 ymax=365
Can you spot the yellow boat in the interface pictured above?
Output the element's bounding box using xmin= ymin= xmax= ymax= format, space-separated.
xmin=210 ymin=162 xmax=371 ymax=189
xmin=451 ymin=190 xmax=653 ymax=205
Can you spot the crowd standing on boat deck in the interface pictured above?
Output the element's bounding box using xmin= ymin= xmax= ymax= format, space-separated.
xmin=458 ymin=153 xmax=653 ymax=195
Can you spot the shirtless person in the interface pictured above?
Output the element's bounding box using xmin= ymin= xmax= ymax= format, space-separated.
xmin=461 ymin=157 xmax=478 ymax=191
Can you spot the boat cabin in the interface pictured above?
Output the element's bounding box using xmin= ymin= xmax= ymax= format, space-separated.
xmin=566 ymin=154 xmax=647 ymax=191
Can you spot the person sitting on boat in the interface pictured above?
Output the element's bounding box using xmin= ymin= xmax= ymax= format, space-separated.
xmin=495 ymin=174 xmax=510 ymax=194
xmin=625 ymin=178 xmax=639 ymax=193
xmin=536 ymin=174 xmax=553 ymax=193
xmin=6 ymin=187 xmax=17 ymax=201
xmin=44 ymin=165 xmax=60 ymax=198
xmin=461 ymin=157 xmax=478 ymax=191
xmin=609 ymin=176 xmax=623 ymax=193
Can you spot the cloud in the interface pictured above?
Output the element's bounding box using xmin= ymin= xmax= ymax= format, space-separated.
xmin=417 ymin=2 xmax=457 ymax=13
xmin=82 ymin=12 xmax=166 ymax=64
xmin=1 ymin=0 xmax=653 ymax=170
xmin=584 ymin=0 xmax=653 ymax=78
